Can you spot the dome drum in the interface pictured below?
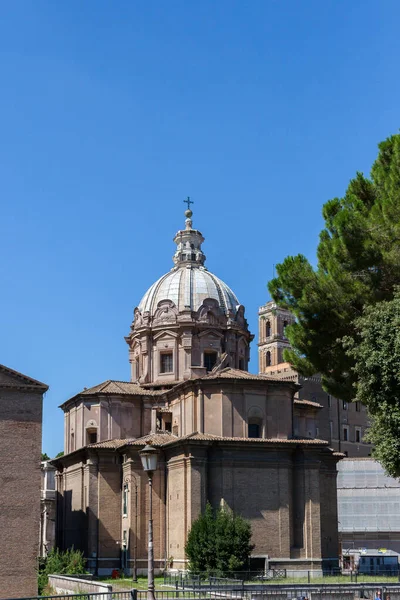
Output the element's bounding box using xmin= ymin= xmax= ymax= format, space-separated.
xmin=126 ymin=210 xmax=253 ymax=385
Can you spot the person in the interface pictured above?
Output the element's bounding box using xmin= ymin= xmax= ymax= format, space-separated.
xmin=375 ymin=590 xmax=382 ymax=600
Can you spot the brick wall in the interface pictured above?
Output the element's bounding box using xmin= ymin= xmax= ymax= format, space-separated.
xmin=0 ymin=385 xmax=44 ymax=598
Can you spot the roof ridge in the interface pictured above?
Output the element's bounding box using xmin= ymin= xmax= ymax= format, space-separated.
xmin=0 ymin=364 xmax=48 ymax=391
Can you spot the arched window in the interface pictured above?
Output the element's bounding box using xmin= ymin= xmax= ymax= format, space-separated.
xmin=248 ymin=407 xmax=264 ymax=439
xmin=266 ymin=351 xmax=271 ymax=367
xmin=86 ymin=428 xmax=98 ymax=445
xmin=266 ymin=320 xmax=271 ymax=337
xmin=283 ymin=320 xmax=288 ymax=335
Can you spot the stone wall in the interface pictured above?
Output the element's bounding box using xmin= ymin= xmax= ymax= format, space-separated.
xmin=0 ymin=367 xmax=46 ymax=598
xmin=48 ymin=574 xmax=112 ymax=597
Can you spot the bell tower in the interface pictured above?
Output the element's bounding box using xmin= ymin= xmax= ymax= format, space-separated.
xmin=258 ymin=301 xmax=295 ymax=373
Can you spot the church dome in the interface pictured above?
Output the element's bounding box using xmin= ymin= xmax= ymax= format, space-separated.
xmin=137 ymin=203 xmax=240 ymax=317
xmin=138 ymin=266 xmax=240 ymax=316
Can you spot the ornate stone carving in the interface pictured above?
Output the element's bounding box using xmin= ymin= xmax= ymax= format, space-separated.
xmin=153 ymin=300 xmax=178 ymax=325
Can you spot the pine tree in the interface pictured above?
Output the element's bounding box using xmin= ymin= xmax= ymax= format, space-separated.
xmin=269 ymin=134 xmax=400 ymax=401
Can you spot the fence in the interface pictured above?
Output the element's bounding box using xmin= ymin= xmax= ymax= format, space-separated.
xmin=163 ymin=571 xmax=400 ymax=586
xmin=5 ymin=584 xmax=400 ymax=600
xmin=163 ymin=572 xmax=287 ymax=588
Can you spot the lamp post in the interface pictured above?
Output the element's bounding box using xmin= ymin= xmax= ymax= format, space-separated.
xmin=139 ymin=444 xmax=159 ymax=600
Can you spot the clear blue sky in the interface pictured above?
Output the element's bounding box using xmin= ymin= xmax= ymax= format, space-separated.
xmin=1 ymin=1 xmax=399 ymax=457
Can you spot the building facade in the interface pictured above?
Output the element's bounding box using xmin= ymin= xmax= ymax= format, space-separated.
xmin=258 ymin=301 xmax=373 ymax=457
xmin=0 ymin=364 xmax=48 ymax=598
xmin=54 ymin=210 xmax=342 ymax=576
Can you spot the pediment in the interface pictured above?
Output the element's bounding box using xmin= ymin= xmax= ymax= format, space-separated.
xmin=198 ymin=329 xmax=224 ymax=339
xmin=0 ymin=364 xmax=48 ymax=391
xmin=153 ymin=330 xmax=179 ymax=341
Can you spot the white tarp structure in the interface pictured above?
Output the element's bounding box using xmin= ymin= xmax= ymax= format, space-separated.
xmin=337 ymin=459 xmax=400 ymax=532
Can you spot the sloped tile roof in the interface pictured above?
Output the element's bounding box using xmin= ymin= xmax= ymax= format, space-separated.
xmin=91 ymin=431 xmax=331 ymax=451
xmin=0 ymin=363 xmax=48 ymax=392
xmin=161 ymin=432 xmax=330 ymax=446
xmin=294 ymin=399 xmax=323 ymax=409
xmin=203 ymin=367 xmax=285 ymax=382
xmin=60 ymin=380 xmax=164 ymax=409
xmin=87 ymin=438 xmax=130 ymax=449
xmin=80 ymin=380 xmax=163 ymax=397
xmin=123 ymin=431 xmax=178 ymax=447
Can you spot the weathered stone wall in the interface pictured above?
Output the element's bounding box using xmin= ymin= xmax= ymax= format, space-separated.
xmin=165 ymin=441 xmax=340 ymax=569
xmin=168 ymin=379 xmax=294 ymax=439
xmin=0 ymin=382 xmax=44 ymax=597
xmin=48 ymin=574 xmax=112 ymax=597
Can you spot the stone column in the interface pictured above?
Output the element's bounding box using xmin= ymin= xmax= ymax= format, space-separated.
xmin=84 ymin=452 xmax=99 ymax=573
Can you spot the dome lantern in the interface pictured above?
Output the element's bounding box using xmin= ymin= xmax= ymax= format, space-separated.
xmin=172 ymin=201 xmax=206 ymax=267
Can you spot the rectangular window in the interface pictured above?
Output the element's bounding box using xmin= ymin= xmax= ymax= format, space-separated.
xmin=327 ymin=395 xmax=332 ymax=408
xmin=88 ymin=431 xmax=97 ymax=445
xmin=248 ymin=423 xmax=261 ymax=438
xmin=342 ymin=400 xmax=348 ymax=410
xmin=123 ymin=484 xmax=128 ymax=516
xmin=343 ymin=426 xmax=349 ymax=442
xmin=356 ymin=401 xmax=361 ymax=412
xmin=204 ymin=351 xmax=218 ymax=372
xmin=160 ymin=352 xmax=173 ymax=373
xmin=356 ymin=427 xmax=361 ymax=443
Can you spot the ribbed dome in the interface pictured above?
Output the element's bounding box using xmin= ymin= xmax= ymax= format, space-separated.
xmin=138 ymin=266 xmax=240 ymax=316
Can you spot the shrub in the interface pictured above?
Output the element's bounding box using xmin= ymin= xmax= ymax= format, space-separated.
xmin=185 ymin=502 xmax=254 ymax=576
xmin=38 ymin=548 xmax=87 ymax=594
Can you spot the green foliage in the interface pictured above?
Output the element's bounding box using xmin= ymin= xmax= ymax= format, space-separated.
xmin=269 ymin=134 xmax=400 ymax=401
xmin=55 ymin=451 xmax=64 ymax=458
xmin=38 ymin=548 xmax=87 ymax=594
xmin=185 ymin=502 xmax=254 ymax=575
xmin=344 ymin=290 xmax=400 ymax=476
xmin=41 ymin=453 xmax=50 ymax=461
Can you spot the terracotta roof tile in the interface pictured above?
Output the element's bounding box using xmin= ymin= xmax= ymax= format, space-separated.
xmin=80 ymin=380 xmax=163 ymax=397
xmin=162 ymin=432 xmax=330 ymax=446
xmin=88 ymin=438 xmax=129 ymax=449
xmin=60 ymin=380 xmax=164 ymax=408
xmin=123 ymin=431 xmax=178 ymax=447
xmin=294 ymin=399 xmax=323 ymax=409
xmin=203 ymin=368 xmax=288 ymax=382
xmin=60 ymin=431 xmax=333 ymax=458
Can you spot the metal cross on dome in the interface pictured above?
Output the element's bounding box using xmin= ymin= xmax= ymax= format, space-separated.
xmin=183 ymin=196 xmax=194 ymax=210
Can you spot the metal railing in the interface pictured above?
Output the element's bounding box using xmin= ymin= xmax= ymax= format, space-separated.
xmin=163 ymin=571 xmax=287 ymax=588
xmin=6 ymin=579 xmax=400 ymax=600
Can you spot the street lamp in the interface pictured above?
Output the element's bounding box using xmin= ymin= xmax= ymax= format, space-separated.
xmin=139 ymin=444 xmax=159 ymax=600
